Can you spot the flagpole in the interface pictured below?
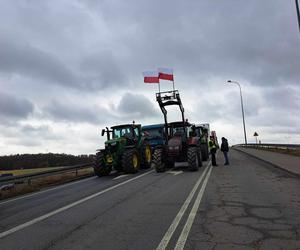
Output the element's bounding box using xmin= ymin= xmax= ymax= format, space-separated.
xmin=172 ymin=79 xmax=175 ymax=91
xmin=158 ymin=82 xmax=161 ymax=93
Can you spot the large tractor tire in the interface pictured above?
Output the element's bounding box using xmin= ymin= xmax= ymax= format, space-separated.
xmin=187 ymin=147 xmax=200 ymax=171
xmin=94 ymin=152 xmax=112 ymax=177
xmin=153 ymin=148 xmax=166 ymax=173
xmin=141 ymin=143 xmax=152 ymax=169
xmin=122 ymin=148 xmax=140 ymax=174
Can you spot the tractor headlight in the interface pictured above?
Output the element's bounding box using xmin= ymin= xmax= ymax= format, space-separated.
xmin=110 ymin=142 xmax=117 ymax=146
xmin=169 ymin=146 xmax=180 ymax=151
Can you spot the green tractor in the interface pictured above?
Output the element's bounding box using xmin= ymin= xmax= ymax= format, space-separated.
xmin=94 ymin=123 xmax=152 ymax=177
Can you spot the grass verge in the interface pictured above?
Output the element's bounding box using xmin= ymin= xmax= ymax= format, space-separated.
xmin=0 ymin=167 xmax=94 ymax=200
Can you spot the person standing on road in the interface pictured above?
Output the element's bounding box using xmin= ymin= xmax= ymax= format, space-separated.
xmin=221 ymin=137 xmax=229 ymax=165
xmin=208 ymin=136 xmax=218 ymax=166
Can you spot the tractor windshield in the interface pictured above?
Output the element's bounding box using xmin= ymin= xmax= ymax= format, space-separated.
xmin=143 ymin=128 xmax=164 ymax=139
xmin=113 ymin=127 xmax=133 ymax=139
xmin=172 ymin=126 xmax=185 ymax=136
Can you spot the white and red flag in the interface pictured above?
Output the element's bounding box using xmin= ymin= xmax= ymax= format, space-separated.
xmin=158 ymin=68 xmax=174 ymax=81
xmin=143 ymin=71 xmax=160 ymax=83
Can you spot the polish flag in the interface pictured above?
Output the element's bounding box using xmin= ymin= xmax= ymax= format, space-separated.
xmin=158 ymin=68 xmax=174 ymax=81
xmin=143 ymin=71 xmax=160 ymax=83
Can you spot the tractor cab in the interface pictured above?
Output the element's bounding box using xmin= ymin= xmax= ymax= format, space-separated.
xmin=111 ymin=124 xmax=141 ymax=144
xmin=142 ymin=124 xmax=165 ymax=149
xmin=101 ymin=123 xmax=142 ymax=147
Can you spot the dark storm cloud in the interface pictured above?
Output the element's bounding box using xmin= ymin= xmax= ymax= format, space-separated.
xmin=1 ymin=0 xmax=300 ymax=153
xmin=44 ymin=100 xmax=112 ymax=124
xmin=263 ymin=86 xmax=300 ymax=110
xmin=85 ymin=0 xmax=300 ymax=87
xmin=21 ymin=124 xmax=60 ymax=140
xmin=80 ymin=51 xmax=126 ymax=89
xmin=117 ymin=93 xmax=159 ymax=118
xmin=42 ymin=93 xmax=158 ymax=125
xmin=0 ymin=92 xmax=34 ymax=121
xmin=0 ymin=36 xmax=78 ymax=87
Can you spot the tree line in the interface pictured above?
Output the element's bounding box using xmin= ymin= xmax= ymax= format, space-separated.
xmin=0 ymin=153 xmax=95 ymax=170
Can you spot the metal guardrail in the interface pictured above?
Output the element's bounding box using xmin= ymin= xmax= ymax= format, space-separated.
xmin=0 ymin=163 xmax=94 ymax=187
xmin=234 ymin=143 xmax=300 ymax=151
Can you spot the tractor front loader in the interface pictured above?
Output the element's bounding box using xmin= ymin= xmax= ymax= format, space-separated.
xmin=152 ymin=90 xmax=202 ymax=172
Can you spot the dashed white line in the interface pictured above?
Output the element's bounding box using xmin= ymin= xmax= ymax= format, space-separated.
xmin=0 ymin=170 xmax=154 ymax=239
xmin=166 ymin=170 xmax=184 ymax=176
xmin=113 ymin=174 xmax=129 ymax=180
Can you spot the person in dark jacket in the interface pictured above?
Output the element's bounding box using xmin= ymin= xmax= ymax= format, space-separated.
xmin=221 ymin=137 xmax=229 ymax=165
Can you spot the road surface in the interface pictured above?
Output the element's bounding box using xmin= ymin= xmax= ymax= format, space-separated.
xmin=1 ymin=150 xmax=300 ymax=249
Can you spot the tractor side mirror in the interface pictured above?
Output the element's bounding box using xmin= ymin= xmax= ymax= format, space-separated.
xmin=101 ymin=129 xmax=105 ymax=136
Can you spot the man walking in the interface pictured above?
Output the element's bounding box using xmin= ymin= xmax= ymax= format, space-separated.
xmin=208 ymin=136 xmax=218 ymax=166
xmin=221 ymin=137 xmax=229 ymax=165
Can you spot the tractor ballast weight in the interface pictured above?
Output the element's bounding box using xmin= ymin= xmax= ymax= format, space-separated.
xmin=153 ymin=90 xmax=202 ymax=172
xmin=94 ymin=123 xmax=152 ymax=177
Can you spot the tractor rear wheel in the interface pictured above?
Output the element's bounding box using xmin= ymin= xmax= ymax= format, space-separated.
xmin=94 ymin=152 xmax=112 ymax=177
xmin=188 ymin=147 xmax=200 ymax=171
xmin=122 ymin=149 xmax=140 ymax=173
xmin=153 ymin=148 xmax=166 ymax=172
xmin=141 ymin=144 xmax=152 ymax=169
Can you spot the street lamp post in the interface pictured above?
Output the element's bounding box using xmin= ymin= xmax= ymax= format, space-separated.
xmin=295 ymin=0 xmax=300 ymax=34
xmin=227 ymin=80 xmax=248 ymax=145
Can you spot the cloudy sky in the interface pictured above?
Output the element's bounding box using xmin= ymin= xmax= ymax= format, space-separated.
xmin=0 ymin=0 xmax=299 ymax=155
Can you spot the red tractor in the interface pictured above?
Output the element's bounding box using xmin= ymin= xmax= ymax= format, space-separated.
xmin=152 ymin=90 xmax=202 ymax=172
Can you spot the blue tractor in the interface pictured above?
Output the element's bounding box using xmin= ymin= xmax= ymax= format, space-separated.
xmin=142 ymin=124 xmax=165 ymax=150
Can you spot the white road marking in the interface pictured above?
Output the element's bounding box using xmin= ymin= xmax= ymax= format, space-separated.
xmin=0 ymin=176 xmax=98 ymax=206
xmin=0 ymin=170 xmax=154 ymax=239
xmin=166 ymin=170 xmax=184 ymax=176
xmin=174 ymin=162 xmax=189 ymax=167
xmin=175 ymin=164 xmax=213 ymax=250
xmin=113 ymin=174 xmax=129 ymax=180
xmin=156 ymin=162 xmax=211 ymax=250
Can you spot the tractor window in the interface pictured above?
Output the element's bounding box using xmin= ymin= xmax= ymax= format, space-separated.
xmin=143 ymin=128 xmax=163 ymax=139
xmin=113 ymin=129 xmax=122 ymax=138
xmin=113 ymin=127 xmax=132 ymax=138
xmin=134 ymin=127 xmax=139 ymax=137
xmin=121 ymin=128 xmax=132 ymax=138
xmin=173 ymin=127 xmax=185 ymax=136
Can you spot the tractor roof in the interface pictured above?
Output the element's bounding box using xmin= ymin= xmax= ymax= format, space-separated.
xmin=168 ymin=121 xmax=192 ymax=128
xmin=195 ymin=123 xmax=210 ymax=129
xmin=142 ymin=124 xmax=164 ymax=130
xmin=111 ymin=124 xmax=141 ymax=129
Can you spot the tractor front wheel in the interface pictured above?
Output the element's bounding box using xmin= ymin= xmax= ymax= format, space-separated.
xmin=122 ymin=149 xmax=140 ymax=173
xmin=141 ymin=144 xmax=152 ymax=169
xmin=94 ymin=152 xmax=112 ymax=177
xmin=153 ymin=148 xmax=166 ymax=173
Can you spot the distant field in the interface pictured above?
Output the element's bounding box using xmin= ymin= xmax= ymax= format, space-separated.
xmin=0 ymin=167 xmax=65 ymax=176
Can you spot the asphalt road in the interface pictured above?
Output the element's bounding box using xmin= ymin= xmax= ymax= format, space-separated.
xmin=0 ymin=150 xmax=300 ymax=250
